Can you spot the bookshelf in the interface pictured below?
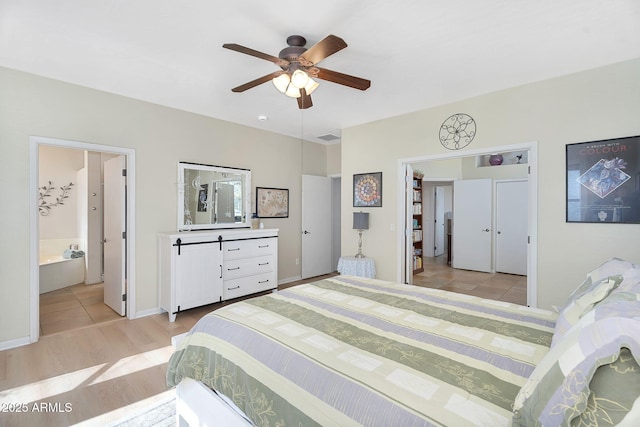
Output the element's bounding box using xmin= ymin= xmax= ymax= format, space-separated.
xmin=412 ymin=172 xmax=424 ymax=274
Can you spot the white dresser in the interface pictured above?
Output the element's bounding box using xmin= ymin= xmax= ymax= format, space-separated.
xmin=158 ymin=228 xmax=278 ymax=322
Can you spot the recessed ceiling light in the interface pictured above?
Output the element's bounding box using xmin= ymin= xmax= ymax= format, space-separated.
xmin=257 ymin=115 xmax=268 ymax=121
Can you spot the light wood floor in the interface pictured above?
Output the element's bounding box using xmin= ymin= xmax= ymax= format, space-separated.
xmin=3 ymin=268 xmax=525 ymax=426
xmin=414 ymin=255 xmax=527 ymax=305
xmin=39 ymin=283 xmax=122 ymax=336
xmin=1 ymin=275 xmax=335 ymax=426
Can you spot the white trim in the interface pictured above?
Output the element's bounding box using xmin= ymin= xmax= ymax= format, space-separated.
xmin=0 ymin=336 xmax=31 ymax=351
xmin=135 ymin=307 xmax=163 ymax=319
xmin=396 ymin=141 xmax=538 ymax=307
xmin=29 ymin=136 xmax=137 ymax=344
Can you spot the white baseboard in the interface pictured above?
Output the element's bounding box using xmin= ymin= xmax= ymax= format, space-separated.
xmin=135 ymin=307 xmax=163 ymax=319
xmin=0 ymin=335 xmax=31 ymax=351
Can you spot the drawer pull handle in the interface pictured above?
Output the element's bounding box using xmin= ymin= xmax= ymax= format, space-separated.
xmin=227 ymin=248 xmax=240 ymax=252
xmin=227 ymin=286 xmax=240 ymax=290
xmin=258 ymin=280 xmax=269 ymax=284
xmin=258 ymin=244 xmax=269 ymax=248
xmin=228 ymin=267 xmax=240 ymax=271
xmin=258 ymin=262 xmax=269 ymax=266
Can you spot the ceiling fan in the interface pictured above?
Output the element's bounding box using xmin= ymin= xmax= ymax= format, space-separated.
xmin=222 ymin=35 xmax=371 ymax=109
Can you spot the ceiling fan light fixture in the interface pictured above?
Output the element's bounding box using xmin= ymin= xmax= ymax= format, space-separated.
xmin=285 ymin=83 xmax=301 ymax=98
xmin=290 ymin=69 xmax=309 ymax=89
xmin=224 ymin=34 xmax=370 ymax=109
xmin=272 ymin=73 xmax=290 ymax=93
xmin=304 ymin=77 xmax=319 ymax=95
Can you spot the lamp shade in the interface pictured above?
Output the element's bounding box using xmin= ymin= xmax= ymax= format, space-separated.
xmin=272 ymin=74 xmax=290 ymax=93
xmin=353 ymin=212 xmax=369 ymax=230
xmin=290 ymin=69 xmax=309 ymax=88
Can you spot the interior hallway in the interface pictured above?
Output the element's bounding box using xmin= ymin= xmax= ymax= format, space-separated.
xmin=413 ymin=255 xmax=527 ymax=305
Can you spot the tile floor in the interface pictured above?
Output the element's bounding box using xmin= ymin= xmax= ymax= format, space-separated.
xmin=413 ymin=255 xmax=527 ymax=305
xmin=39 ymin=283 xmax=123 ymax=335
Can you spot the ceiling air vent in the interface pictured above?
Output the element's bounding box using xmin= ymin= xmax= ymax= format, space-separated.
xmin=317 ymin=133 xmax=340 ymax=142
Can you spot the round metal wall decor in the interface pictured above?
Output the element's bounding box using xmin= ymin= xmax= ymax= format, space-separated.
xmin=439 ymin=113 xmax=476 ymax=150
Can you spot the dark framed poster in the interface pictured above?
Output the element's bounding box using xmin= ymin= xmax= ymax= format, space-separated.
xmin=353 ymin=172 xmax=382 ymax=207
xmin=566 ymin=135 xmax=640 ymax=223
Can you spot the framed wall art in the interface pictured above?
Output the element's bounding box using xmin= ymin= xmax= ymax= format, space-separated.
xmin=256 ymin=187 xmax=289 ymax=218
xmin=566 ymin=135 xmax=640 ymax=223
xmin=353 ymin=172 xmax=382 ymax=207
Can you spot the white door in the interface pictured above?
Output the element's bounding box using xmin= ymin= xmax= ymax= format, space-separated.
xmin=104 ymin=155 xmax=126 ymax=315
xmin=496 ymin=180 xmax=528 ymax=275
xmin=452 ymin=179 xmax=492 ymax=272
xmin=302 ymin=175 xmax=332 ymax=279
xmin=434 ymin=186 xmax=445 ymax=256
xmin=404 ymin=165 xmax=414 ymax=284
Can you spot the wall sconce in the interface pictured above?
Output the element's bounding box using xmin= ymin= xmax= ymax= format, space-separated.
xmin=353 ymin=211 xmax=369 ymax=258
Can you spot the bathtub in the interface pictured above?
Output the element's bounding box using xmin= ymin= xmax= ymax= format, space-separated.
xmin=39 ymin=238 xmax=86 ymax=294
xmin=39 ymin=256 xmax=86 ymax=294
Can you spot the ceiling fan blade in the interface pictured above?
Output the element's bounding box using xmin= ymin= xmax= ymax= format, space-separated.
xmin=231 ymin=71 xmax=284 ymax=92
xmin=314 ymin=67 xmax=371 ymax=91
xmin=222 ymin=43 xmax=289 ymax=67
xmin=298 ymin=35 xmax=347 ymax=66
xmin=297 ymin=89 xmax=313 ymax=109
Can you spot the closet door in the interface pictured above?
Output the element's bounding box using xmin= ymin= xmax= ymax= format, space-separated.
xmin=452 ymin=179 xmax=492 ymax=272
xmin=302 ymin=175 xmax=332 ymax=279
xmin=495 ymin=180 xmax=528 ymax=275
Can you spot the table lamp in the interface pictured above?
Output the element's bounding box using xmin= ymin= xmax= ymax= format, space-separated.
xmin=353 ymin=212 xmax=369 ymax=258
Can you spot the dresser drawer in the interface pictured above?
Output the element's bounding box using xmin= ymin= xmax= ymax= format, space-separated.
xmin=223 ymin=237 xmax=277 ymax=261
xmin=223 ymin=255 xmax=273 ymax=280
xmin=223 ymin=273 xmax=276 ymax=300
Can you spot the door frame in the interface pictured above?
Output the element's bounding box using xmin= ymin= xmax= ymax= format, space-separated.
xmin=396 ymin=141 xmax=538 ymax=307
xmin=29 ymin=136 xmax=136 ymax=343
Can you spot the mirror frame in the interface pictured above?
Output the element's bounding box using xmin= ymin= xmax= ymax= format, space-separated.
xmin=177 ymin=161 xmax=251 ymax=231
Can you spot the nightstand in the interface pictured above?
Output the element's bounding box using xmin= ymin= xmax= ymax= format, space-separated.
xmin=337 ymin=256 xmax=376 ymax=278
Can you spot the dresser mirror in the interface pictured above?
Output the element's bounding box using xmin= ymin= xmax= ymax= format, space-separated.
xmin=178 ymin=162 xmax=251 ymax=230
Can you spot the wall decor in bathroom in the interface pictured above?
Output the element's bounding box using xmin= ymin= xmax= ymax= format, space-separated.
xmin=39 ymin=181 xmax=74 ymax=216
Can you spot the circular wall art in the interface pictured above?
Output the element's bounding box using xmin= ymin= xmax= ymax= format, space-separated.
xmin=439 ymin=113 xmax=476 ymax=150
xmin=353 ymin=172 xmax=382 ymax=207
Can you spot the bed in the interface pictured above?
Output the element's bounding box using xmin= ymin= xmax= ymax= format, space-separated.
xmin=167 ymin=259 xmax=640 ymax=426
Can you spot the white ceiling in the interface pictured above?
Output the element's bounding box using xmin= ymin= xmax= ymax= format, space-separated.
xmin=2 ymin=0 xmax=639 ymax=144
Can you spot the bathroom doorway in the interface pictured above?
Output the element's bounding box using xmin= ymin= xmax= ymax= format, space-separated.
xmin=29 ymin=136 xmax=136 ymax=342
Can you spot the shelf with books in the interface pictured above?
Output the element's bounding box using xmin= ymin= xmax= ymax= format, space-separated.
xmin=412 ymin=172 xmax=424 ymax=274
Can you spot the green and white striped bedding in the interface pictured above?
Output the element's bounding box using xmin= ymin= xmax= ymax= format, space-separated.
xmin=167 ymin=275 xmax=556 ymax=426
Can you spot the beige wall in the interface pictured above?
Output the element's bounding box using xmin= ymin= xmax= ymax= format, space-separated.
xmin=38 ymin=146 xmax=84 ymax=240
xmin=326 ymin=143 xmax=341 ymax=176
xmin=341 ymin=58 xmax=640 ymax=310
xmin=0 ymin=67 xmax=327 ymax=344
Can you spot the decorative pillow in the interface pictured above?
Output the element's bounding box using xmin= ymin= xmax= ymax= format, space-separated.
xmin=613 ymin=264 xmax=640 ymax=294
xmin=551 ymin=275 xmax=623 ymax=348
xmin=572 ymin=347 xmax=640 ymax=427
xmin=513 ymin=294 xmax=640 ymax=426
xmin=584 ymin=258 xmax=636 ymax=284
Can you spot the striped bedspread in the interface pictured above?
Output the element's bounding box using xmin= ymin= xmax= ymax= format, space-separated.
xmin=167 ymin=275 xmax=556 ymax=426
